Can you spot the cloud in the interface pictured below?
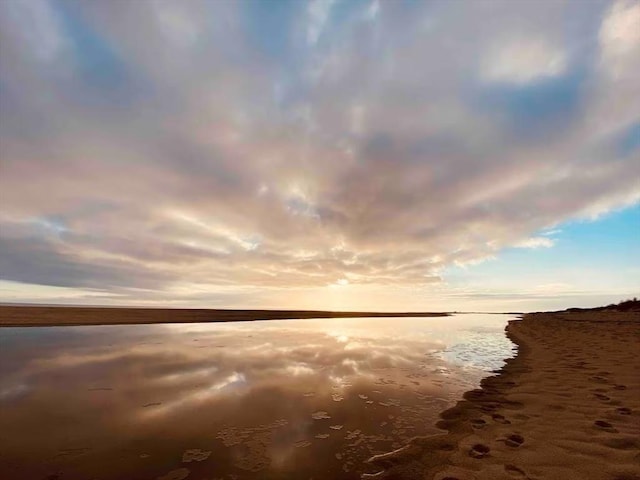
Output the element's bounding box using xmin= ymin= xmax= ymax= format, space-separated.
xmin=599 ymin=0 xmax=640 ymax=77
xmin=482 ymin=38 xmax=567 ymax=85
xmin=364 ymin=1 xmax=380 ymax=22
xmin=306 ymin=0 xmax=336 ymax=45
xmin=2 ymin=0 xmax=66 ymax=62
xmin=515 ymin=237 xmax=555 ymax=249
xmin=0 ymin=0 xmax=638 ymax=306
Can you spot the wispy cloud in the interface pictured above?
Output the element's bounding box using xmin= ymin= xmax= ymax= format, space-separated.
xmin=482 ymin=38 xmax=567 ymax=85
xmin=306 ymin=0 xmax=336 ymax=45
xmin=515 ymin=237 xmax=555 ymax=249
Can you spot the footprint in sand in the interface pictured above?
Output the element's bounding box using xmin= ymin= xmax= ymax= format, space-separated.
xmin=513 ymin=413 xmax=530 ymax=421
xmin=468 ymin=444 xmax=490 ymax=459
xmin=492 ymin=413 xmax=511 ymax=424
xmin=594 ymin=393 xmax=611 ymax=402
xmin=604 ymin=437 xmax=639 ymax=450
xmin=589 ymin=376 xmax=609 ymax=384
xmin=504 ymin=434 xmax=524 ymax=448
xmin=503 ymin=400 xmax=524 ymax=410
xmin=504 ymin=464 xmax=527 ymax=478
xmin=615 ymin=407 xmax=632 ymax=415
xmin=613 ymin=384 xmax=627 ymax=391
xmin=594 ymin=420 xmax=617 ymax=432
xmin=480 ymin=405 xmax=497 ymax=413
xmin=471 ymin=419 xmax=486 ymax=429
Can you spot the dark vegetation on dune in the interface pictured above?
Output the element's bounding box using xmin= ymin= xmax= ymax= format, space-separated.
xmin=564 ymin=297 xmax=640 ymax=313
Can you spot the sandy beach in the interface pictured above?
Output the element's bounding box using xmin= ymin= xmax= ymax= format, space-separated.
xmin=365 ymin=310 xmax=640 ymax=480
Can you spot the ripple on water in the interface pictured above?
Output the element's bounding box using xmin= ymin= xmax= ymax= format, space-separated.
xmin=215 ymin=419 xmax=289 ymax=472
xmin=181 ymin=449 xmax=211 ymax=462
xmin=311 ymin=411 xmax=331 ymax=420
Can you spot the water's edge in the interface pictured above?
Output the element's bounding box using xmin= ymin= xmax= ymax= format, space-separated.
xmin=362 ymin=315 xmax=526 ymax=479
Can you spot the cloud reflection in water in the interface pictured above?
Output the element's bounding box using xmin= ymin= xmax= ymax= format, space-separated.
xmin=0 ymin=314 xmax=514 ymax=480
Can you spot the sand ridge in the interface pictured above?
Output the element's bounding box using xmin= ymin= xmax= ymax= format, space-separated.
xmin=0 ymin=305 xmax=448 ymax=327
xmin=364 ymin=310 xmax=640 ymax=480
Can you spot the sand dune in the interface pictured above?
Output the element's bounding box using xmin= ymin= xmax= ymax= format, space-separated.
xmin=365 ymin=310 xmax=640 ymax=480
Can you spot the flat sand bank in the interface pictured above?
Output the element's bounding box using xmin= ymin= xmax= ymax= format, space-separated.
xmin=365 ymin=310 xmax=640 ymax=480
xmin=0 ymin=305 xmax=448 ymax=327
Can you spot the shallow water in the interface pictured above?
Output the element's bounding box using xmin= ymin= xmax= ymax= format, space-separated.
xmin=0 ymin=314 xmax=516 ymax=480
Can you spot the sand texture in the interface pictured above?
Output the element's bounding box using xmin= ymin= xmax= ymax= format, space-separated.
xmin=365 ymin=310 xmax=640 ymax=480
xmin=0 ymin=305 xmax=447 ymax=327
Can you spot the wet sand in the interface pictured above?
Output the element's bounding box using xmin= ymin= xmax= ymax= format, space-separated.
xmin=366 ymin=310 xmax=640 ymax=480
xmin=0 ymin=305 xmax=448 ymax=327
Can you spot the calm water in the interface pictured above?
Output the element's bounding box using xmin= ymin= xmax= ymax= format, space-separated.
xmin=0 ymin=314 xmax=516 ymax=480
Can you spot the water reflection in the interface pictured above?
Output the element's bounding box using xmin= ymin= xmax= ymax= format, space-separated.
xmin=0 ymin=314 xmax=515 ymax=480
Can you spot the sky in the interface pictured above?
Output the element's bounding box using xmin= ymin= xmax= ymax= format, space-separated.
xmin=0 ymin=0 xmax=639 ymax=312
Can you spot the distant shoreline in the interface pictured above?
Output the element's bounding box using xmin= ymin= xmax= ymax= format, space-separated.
xmin=0 ymin=305 xmax=451 ymax=327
